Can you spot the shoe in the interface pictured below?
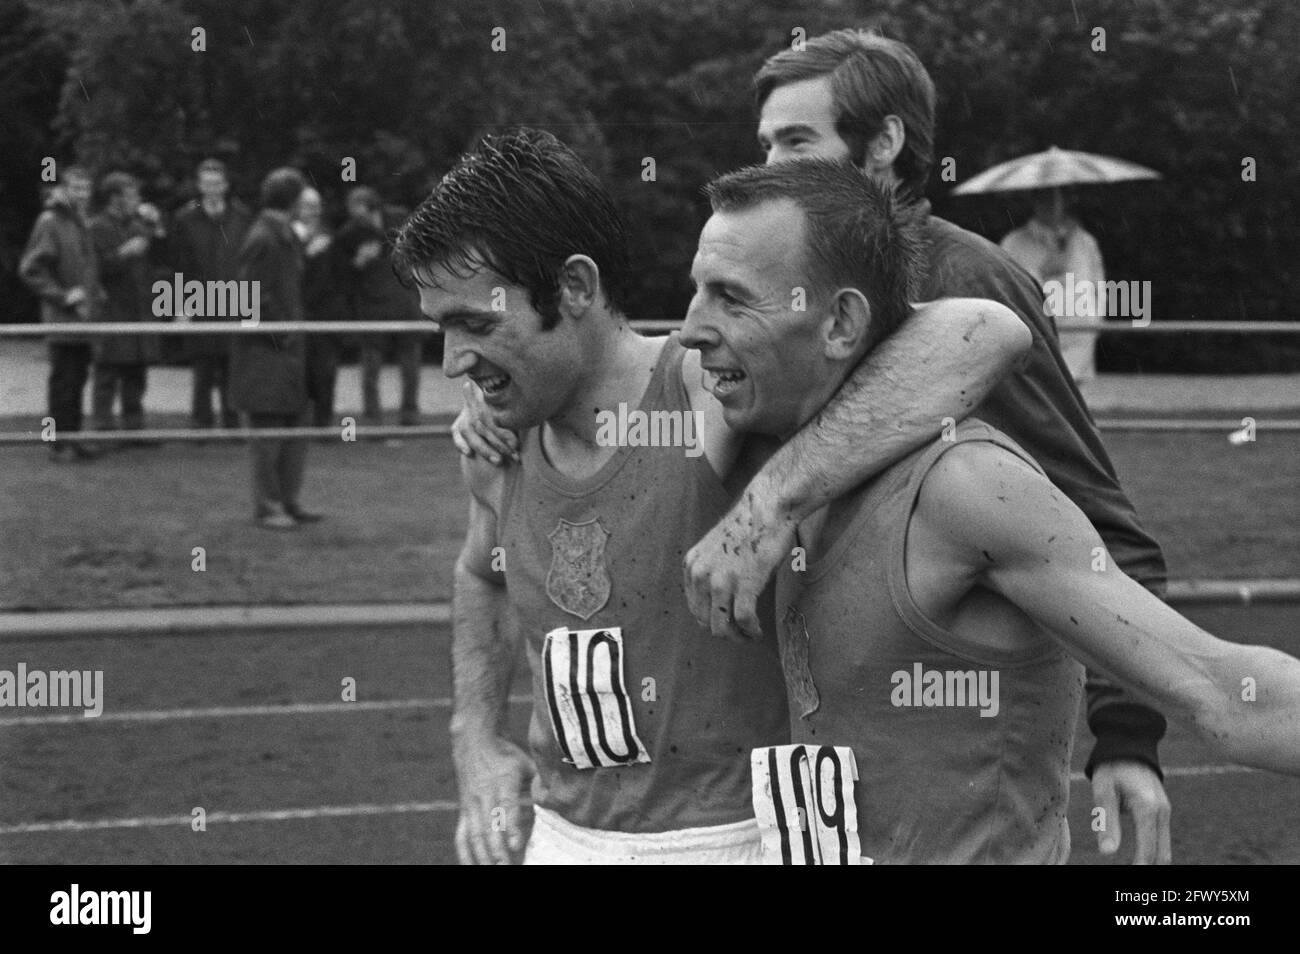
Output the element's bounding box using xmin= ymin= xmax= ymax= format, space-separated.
xmin=286 ymin=507 xmax=325 ymax=524
xmin=399 ymin=410 xmax=420 ymax=426
xmin=255 ymin=503 xmax=297 ymax=529
xmin=256 ymin=512 xmax=297 ymax=530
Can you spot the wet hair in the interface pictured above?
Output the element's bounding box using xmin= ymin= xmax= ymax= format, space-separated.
xmin=259 ymin=167 xmax=307 ymax=211
xmin=755 ymin=29 xmax=936 ymax=197
xmin=705 ymin=158 xmax=923 ymax=352
xmin=392 ymin=128 xmax=631 ymax=329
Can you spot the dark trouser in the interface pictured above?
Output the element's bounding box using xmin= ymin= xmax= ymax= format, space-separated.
xmin=91 ymin=362 xmax=148 ymax=429
xmin=246 ymin=411 xmax=309 ymax=517
xmin=47 ymin=342 xmax=94 ymax=436
xmin=192 ymin=354 xmax=238 ymax=428
xmin=305 ymin=337 xmax=340 ymax=428
xmin=360 ymin=335 xmax=421 ymax=421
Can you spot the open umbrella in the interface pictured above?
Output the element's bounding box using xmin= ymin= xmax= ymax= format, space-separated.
xmin=951 ymin=146 xmax=1161 ymax=195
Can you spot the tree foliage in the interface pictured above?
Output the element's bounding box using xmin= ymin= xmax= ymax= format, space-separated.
xmin=3 ymin=0 xmax=1296 ymax=370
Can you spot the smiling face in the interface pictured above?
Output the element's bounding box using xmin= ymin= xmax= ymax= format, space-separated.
xmin=681 ymin=199 xmax=842 ymax=437
xmin=417 ymin=261 xmax=586 ymax=432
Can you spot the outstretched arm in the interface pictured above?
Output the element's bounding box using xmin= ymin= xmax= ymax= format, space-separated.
xmin=685 ymin=297 xmax=1030 ymax=639
xmin=925 ymin=442 xmax=1300 ymax=776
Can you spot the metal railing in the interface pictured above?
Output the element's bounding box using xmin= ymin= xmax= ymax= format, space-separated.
xmin=5 ymin=320 xmax=1297 ymax=438
xmin=0 ymin=318 xmax=1295 ymax=612
xmin=3 ymin=319 xmax=1299 ymax=336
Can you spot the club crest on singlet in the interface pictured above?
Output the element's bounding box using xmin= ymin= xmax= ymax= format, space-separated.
xmin=546 ymin=517 xmax=612 ymax=620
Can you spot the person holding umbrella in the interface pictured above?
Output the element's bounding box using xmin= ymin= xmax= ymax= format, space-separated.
xmin=952 ymin=145 xmax=1162 ymax=384
xmin=1000 ymin=186 xmax=1107 ymax=383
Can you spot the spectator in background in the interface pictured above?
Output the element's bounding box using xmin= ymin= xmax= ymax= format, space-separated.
xmin=170 ymin=158 xmax=253 ymax=429
xmin=1000 ymin=187 xmax=1105 ymax=384
xmin=88 ymin=171 xmax=164 ymax=442
xmin=291 ymin=186 xmax=344 ymax=431
xmin=19 ymin=165 xmax=103 ymax=462
xmin=335 ymin=186 xmax=422 ymax=425
xmin=231 ymin=167 xmax=321 ymax=530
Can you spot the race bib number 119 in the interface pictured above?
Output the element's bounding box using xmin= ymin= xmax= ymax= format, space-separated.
xmin=752 ymin=744 xmax=862 ymax=865
xmin=543 ymin=626 xmax=650 ymax=770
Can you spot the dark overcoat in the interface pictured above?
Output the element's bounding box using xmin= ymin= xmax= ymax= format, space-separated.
xmin=228 ymin=211 xmax=307 ymax=415
xmin=89 ymin=211 xmax=163 ymax=364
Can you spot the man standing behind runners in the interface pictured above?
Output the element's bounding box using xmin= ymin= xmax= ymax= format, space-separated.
xmin=394 ymin=129 xmax=1027 ymax=864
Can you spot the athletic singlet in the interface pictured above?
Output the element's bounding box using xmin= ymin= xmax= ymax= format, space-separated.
xmin=497 ymin=335 xmax=790 ymax=833
xmin=773 ymin=421 xmax=1085 ymax=863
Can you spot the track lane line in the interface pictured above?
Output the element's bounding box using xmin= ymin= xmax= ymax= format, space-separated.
xmin=0 ymin=695 xmax=532 ymax=727
xmin=0 ymin=766 xmax=1258 ymax=836
xmin=0 ymin=801 xmax=459 ymax=835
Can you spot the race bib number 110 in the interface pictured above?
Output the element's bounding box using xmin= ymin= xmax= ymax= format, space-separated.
xmin=752 ymin=744 xmax=862 ymax=865
xmin=543 ymin=626 xmax=650 ymax=770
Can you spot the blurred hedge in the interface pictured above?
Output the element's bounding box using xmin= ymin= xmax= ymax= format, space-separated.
xmin=3 ymin=0 xmax=1296 ymax=372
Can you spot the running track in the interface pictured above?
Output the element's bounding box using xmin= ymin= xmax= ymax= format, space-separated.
xmin=2 ymin=604 xmax=1297 ymax=864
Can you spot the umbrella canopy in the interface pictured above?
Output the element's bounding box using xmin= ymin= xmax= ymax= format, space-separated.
xmin=951 ymin=146 xmax=1161 ymax=195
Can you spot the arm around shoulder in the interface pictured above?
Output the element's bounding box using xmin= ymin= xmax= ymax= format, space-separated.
xmin=758 ymin=294 xmax=1029 ymax=518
